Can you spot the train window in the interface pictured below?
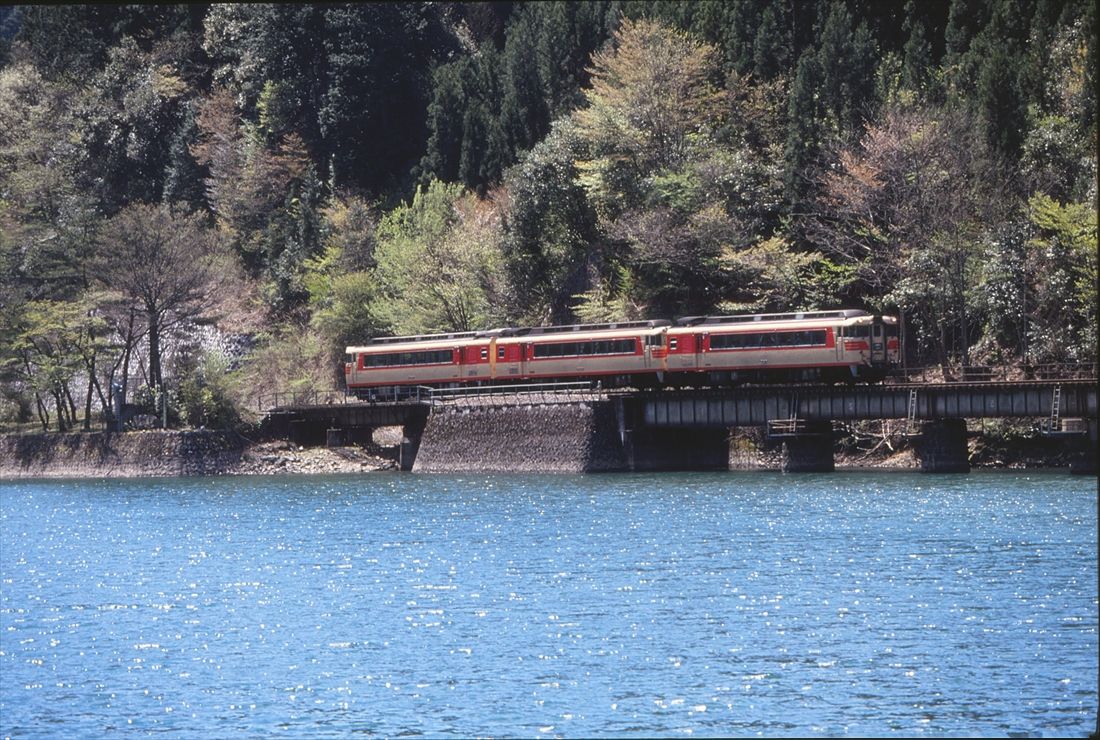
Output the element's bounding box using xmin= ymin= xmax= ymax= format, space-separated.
xmin=498 ymin=346 xmax=506 ymax=359
xmin=711 ymin=330 xmax=827 ymax=349
xmin=480 ymin=347 xmax=488 ymax=360
xmin=846 ymin=325 xmax=871 ymax=338
xmin=669 ymin=338 xmax=678 ymax=350
xmin=363 ymin=349 xmax=453 ymax=367
xmin=533 ymin=338 xmax=636 ymax=358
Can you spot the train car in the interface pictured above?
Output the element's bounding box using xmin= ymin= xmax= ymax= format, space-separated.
xmin=665 ymin=309 xmax=899 ymax=384
xmin=344 ymin=330 xmax=488 ymax=397
xmin=344 ymin=310 xmax=900 ymax=396
xmin=492 ymin=320 xmax=670 ymax=385
xmin=344 ymin=321 xmax=671 ymax=397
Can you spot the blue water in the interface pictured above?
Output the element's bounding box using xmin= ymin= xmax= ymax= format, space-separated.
xmin=1 ymin=472 xmax=1096 ymax=738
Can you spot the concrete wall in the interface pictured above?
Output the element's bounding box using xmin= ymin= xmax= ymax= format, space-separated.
xmin=412 ymin=403 xmax=626 ymax=473
xmin=0 ymin=431 xmax=246 ymax=478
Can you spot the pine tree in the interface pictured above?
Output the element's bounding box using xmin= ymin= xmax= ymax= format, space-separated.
xmin=163 ymin=101 xmax=207 ymax=213
xmin=901 ymin=1 xmax=933 ymax=96
xmin=783 ymin=49 xmax=823 ymax=207
xmin=753 ymin=5 xmax=791 ymax=80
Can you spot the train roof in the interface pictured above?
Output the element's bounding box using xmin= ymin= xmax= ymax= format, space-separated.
xmin=347 ymin=311 xmax=895 ymax=353
xmin=348 ymin=319 xmax=671 ymax=353
xmin=674 ymin=309 xmax=871 ymax=327
xmin=502 ymin=319 xmax=670 ymax=338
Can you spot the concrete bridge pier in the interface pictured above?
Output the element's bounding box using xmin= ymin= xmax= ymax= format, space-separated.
xmin=773 ymin=421 xmax=835 ymax=473
xmin=915 ymin=418 xmax=970 ymax=473
xmin=398 ymin=414 xmax=428 ymax=472
xmin=625 ymin=427 xmax=732 ymax=471
xmin=1068 ymin=419 xmax=1097 ymax=475
xmin=616 ymin=397 xmax=728 ymax=471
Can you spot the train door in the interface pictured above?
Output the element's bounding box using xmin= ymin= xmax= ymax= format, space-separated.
xmin=519 ymin=342 xmax=531 ymax=380
xmin=642 ymin=331 xmax=663 ymax=369
xmin=870 ymin=316 xmax=887 ymax=365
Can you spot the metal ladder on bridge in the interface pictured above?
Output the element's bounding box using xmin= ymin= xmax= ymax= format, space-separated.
xmin=1048 ymin=386 xmax=1062 ymax=433
xmin=903 ymin=387 xmax=918 ymax=436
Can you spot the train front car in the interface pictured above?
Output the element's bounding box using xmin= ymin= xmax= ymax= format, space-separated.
xmin=835 ymin=311 xmax=901 ymax=381
xmin=666 ymin=309 xmax=900 ymax=385
xmin=344 ymin=331 xmax=488 ymax=399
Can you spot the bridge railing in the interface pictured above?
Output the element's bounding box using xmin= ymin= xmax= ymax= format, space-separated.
xmin=257 ymin=388 xmax=351 ymax=411
xmin=421 ymin=381 xmax=600 ymax=408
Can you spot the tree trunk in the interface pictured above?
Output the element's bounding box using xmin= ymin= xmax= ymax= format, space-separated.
xmin=91 ymin=372 xmax=109 ymax=419
xmin=52 ymin=388 xmax=67 ymax=432
xmin=84 ymin=362 xmax=95 ymax=431
xmin=148 ymin=315 xmax=162 ymax=394
xmin=34 ymin=391 xmax=49 ymax=432
xmin=64 ymin=382 xmax=78 ymax=427
xmin=120 ymin=309 xmax=136 ymax=409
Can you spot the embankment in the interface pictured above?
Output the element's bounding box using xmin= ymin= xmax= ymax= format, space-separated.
xmin=412 ymin=402 xmax=628 ymax=472
xmin=0 ymin=431 xmax=393 ymax=479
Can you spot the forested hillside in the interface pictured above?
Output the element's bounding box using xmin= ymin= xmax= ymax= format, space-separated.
xmin=0 ymin=1 xmax=1095 ymax=431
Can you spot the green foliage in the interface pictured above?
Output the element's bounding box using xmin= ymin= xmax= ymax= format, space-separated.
xmin=240 ymin=327 xmax=332 ymax=397
xmin=176 ymin=352 xmax=241 ymax=429
xmin=574 ymin=17 xmax=723 ymax=216
xmin=5 ymin=294 xmax=113 ymax=431
xmin=715 ymin=236 xmax=824 ymax=312
xmin=373 ymin=180 xmax=506 ymax=334
xmin=419 ymin=2 xmax=619 ymax=192
xmin=500 ymin=119 xmax=599 ymax=324
xmin=1025 ymin=193 xmax=1098 ymax=362
xmin=972 ymin=222 xmax=1031 ymax=362
xmin=572 ymin=266 xmax=644 ymax=324
xmin=309 ymin=271 xmax=390 ymax=354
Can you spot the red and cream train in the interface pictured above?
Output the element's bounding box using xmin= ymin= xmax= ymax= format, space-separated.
xmin=344 ymin=309 xmax=900 ymax=397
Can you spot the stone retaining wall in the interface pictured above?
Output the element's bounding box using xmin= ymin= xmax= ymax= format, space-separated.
xmin=0 ymin=431 xmax=395 ymax=478
xmin=412 ymin=402 xmax=628 ymax=473
xmin=0 ymin=431 xmax=247 ymax=478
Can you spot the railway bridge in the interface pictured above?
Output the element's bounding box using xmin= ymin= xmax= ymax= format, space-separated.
xmin=260 ymin=377 xmax=1097 ymax=473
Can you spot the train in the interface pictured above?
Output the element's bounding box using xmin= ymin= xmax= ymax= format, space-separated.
xmin=344 ymin=309 xmax=900 ymax=397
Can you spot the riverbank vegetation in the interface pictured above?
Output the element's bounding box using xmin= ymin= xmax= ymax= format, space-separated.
xmin=0 ymin=1 xmax=1095 ymax=432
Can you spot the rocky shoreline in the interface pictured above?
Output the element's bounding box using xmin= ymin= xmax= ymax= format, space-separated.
xmin=0 ymin=430 xmax=396 ymax=479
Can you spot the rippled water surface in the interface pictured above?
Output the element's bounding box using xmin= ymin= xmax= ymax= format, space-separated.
xmin=1 ymin=471 xmax=1096 ymax=737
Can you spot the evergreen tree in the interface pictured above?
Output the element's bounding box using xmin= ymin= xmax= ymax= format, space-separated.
xmin=421 ymin=60 xmax=471 ymax=185
xmin=163 ymin=101 xmax=207 ymax=213
xmin=499 ymin=12 xmax=550 ymax=157
xmin=15 ymin=5 xmax=116 ymax=81
xmin=901 ymin=1 xmax=933 ymax=96
xmin=783 ymin=49 xmax=824 ymax=207
xmin=815 ymin=1 xmax=878 ymax=136
xmin=753 ymin=5 xmax=791 ymax=80
xmin=976 ymin=45 xmax=1027 ymax=158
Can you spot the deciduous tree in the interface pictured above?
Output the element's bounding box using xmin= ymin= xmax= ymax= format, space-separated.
xmin=95 ymin=204 xmax=218 ymax=396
